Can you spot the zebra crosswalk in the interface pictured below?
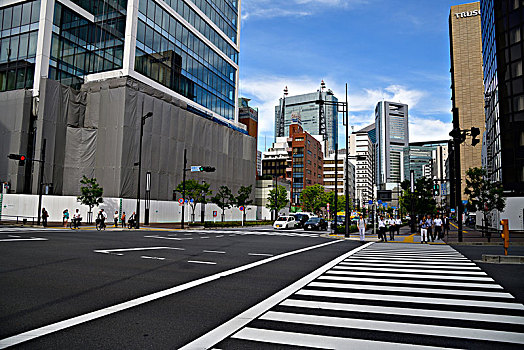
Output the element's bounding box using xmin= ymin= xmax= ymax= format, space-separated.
xmin=191 ymin=243 xmax=524 ymax=349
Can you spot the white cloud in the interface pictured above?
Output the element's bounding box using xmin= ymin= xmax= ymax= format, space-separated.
xmin=409 ymin=116 xmax=452 ymax=143
xmin=241 ymin=0 xmax=366 ymax=20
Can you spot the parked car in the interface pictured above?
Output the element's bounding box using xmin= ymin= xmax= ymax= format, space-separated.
xmin=304 ymin=217 xmax=328 ymax=231
xmin=273 ymin=216 xmax=297 ymax=229
xmin=292 ymin=213 xmax=311 ymax=228
xmin=331 ymin=216 xmax=345 ymax=227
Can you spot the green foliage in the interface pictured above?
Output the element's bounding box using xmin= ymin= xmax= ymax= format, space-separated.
xmin=77 ymin=175 xmax=103 ymax=212
xmin=266 ymin=185 xmax=289 ymax=212
xmin=211 ymin=185 xmax=234 ymax=221
xmin=176 ymin=180 xmax=212 ymax=217
xmin=235 ymin=185 xmax=253 ymax=221
xmin=301 ymin=184 xmax=326 ymax=214
xmin=334 ymin=224 xmax=359 ymax=234
xmin=324 ymin=191 xmax=348 ymax=215
xmin=464 ymin=167 xmax=506 ymax=213
xmin=399 ymin=176 xmax=436 ymax=216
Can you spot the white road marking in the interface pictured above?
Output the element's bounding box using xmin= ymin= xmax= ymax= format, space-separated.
xmin=260 ymin=311 xmax=524 ymax=344
xmin=231 ymin=328 xmax=451 ymax=350
xmin=316 ymin=275 xmax=503 ymax=289
xmin=144 ymin=235 xmax=193 ymax=241
xmin=141 ymin=256 xmax=166 ymax=260
xmin=7 ymin=235 xmax=21 ymax=238
xmin=93 ymin=247 xmax=185 ymax=255
xmin=332 ymin=265 xmax=487 ymax=275
xmin=281 ymin=299 xmax=524 ymax=325
xmin=216 ymin=235 xmax=224 ymax=238
xmin=296 ymin=289 xmax=524 ymax=310
xmin=203 ymin=250 xmax=226 ymax=254
xmin=343 ymin=257 xmax=477 ymax=266
xmin=338 ymin=261 xmax=481 ymax=270
xmin=184 ymin=233 xmax=192 ymax=235
xmin=178 ymin=242 xmax=373 ymax=350
xmin=188 ymin=260 xmax=217 ymax=265
xmin=0 ymin=237 xmax=48 ymax=242
xmin=0 ymin=240 xmax=343 ymax=349
xmin=307 ymin=281 xmax=513 ymax=298
xmin=325 ymin=269 xmax=494 ymax=281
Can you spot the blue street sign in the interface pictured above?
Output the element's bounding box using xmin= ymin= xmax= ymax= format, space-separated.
xmin=190 ymin=198 xmax=194 ymax=203
xmin=368 ymin=200 xmax=373 ymax=205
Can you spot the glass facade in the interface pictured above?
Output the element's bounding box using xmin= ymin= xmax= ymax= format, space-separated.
xmin=135 ymin=0 xmax=237 ymax=120
xmin=49 ymin=0 xmax=127 ymax=88
xmin=0 ymin=0 xmax=40 ymax=91
xmin=481 ymin=0 xmax=524 ymax=195
xmin=189 ymin=0 xmax=238 ymax=44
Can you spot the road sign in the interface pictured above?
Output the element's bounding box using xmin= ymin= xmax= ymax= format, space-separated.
xmin=178 ymin=198 xmax=184 ymax=204
xmin=368 ymin=200 xmax=373 ymax=205
xmin=239 ymin=206 xmax=245 ymax=211
xmin=327 ymin=203 xmax=330 ymax=212
xmin=190 ymin=198 xmax=194 ymax=203
xmin=213 ymin=211 xmax=218 ymax=217
xmin=190 ymin=166 xmax=202 ymax=172
xmin=451 ymin=208 xmax=456 ymax=213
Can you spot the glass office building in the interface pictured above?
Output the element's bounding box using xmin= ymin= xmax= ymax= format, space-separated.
xmin=0 ymin=0 xmax=239 ymax=123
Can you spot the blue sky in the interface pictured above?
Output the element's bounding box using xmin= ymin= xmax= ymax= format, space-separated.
xmin=237 ymin=0 xmax=465 ymax=151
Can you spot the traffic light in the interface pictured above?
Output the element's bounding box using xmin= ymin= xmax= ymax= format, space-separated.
xmin=449 ymin=128 xmax=466 ymax=143
xmin=470 ymin=127 xmax=480 ymax=146
xmin=8 ymin=154 xmax=26 ymax=166
xmin=199 ymin=166 xmax=215 ymax=172
xmin=433 ymin=184 xmax=439 ymax=197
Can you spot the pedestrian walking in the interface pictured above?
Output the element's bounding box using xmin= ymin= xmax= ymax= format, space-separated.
xmin=427 ymin=215 xmax=435 ymax=242
xmin=42 ymin=208 xmax=49 ymax=227
xmin=114 ymin=211 xmax=119 ymax=227
xmin=128 ymin=212 xmax=136 ymax=228
xmin=357 ymin=214 xmax=366 ymax=242
xmin=72 ymin=209 xmax=81 ymax=229
xmin=443 ymin=215 xmax=450 ymax=237
xmin=63 ymin=209 xmax=69 ymax=227
xmin=378 ymin=215 xmax=387 ymax=242
xmin=420 ymin=215 xmax=429 ymax=244
xmin=388 ymin=215 xmax=396 ymax=241
xmin=434 ymin=214 xmax=443 ymax=240
xmin=121 ymin=212 xmax=126 ymax=228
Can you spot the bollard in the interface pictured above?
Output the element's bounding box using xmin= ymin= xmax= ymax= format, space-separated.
xmin=500 ymin=219 xmax=509 ymax=256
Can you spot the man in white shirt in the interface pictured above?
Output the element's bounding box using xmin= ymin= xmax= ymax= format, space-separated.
xmin=378 ymin=216 xmax=387 ymax=242
xmin=434 ymin=214 xmax=443 ymax=240
xmin=395 ymin=217 xmax=402 ymax=237
xmin=357 ymin=214 xmax=366 ymax=242
xmin=388 ymin=216 xmax=396 ymax=240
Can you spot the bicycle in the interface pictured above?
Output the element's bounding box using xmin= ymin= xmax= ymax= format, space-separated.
xmin=96 ymin=219 xmax=106 ymax=231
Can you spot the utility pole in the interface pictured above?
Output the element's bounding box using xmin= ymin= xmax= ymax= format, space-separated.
xmin=181 ymin=148 xmax=187 ymax=229
xmin=344 ymin=83 xmax=350 ymax=238
xmin=451 ymin=107 xmax=463 ymax=242
xmin=37 ymin=139 xmax=46 ymax=225
xmin=136 ymin=112 xmax=153 ymax=229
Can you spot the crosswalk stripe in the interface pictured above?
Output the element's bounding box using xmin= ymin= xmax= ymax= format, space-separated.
xmin=307 ymin=281 xmax=514 ymax=298
xmin=260 ymin=311 xmax=524 ymax=344
xmin=338 ymin=261 xmax=481 ymax=270
xmin=344 ymin=258 xmax=477 ymax=266
xmin=325 ymin=269 xmax=495 ymax=281
xmin=296 ymin=289 xmax=524 ymax=310
xmin=332 ymin=265 xmax=487 ymax=275
xmin=316 ymin=275 xmax=503 ymax=289
xmin=281 ymin=299 xmax=524 ymax=325
xmin=231 ymin=327 xmax=459 ymax=350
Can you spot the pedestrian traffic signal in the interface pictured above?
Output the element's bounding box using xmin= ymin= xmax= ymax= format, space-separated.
xmin=470 ymin=127 xmax=480 ymax=146
xmin=8 ymin=154 xmax=26 ymax=166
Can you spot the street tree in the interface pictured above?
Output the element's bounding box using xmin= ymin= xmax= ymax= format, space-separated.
xmin=176 ymin=180 xmax=212 ymax=222
xmin=301 ymin=184 xmax=326 ymax=215
xmin=324 ymin=191 xmax=347 ymax=219
xmin=464 ymin=167 xmax=506 ymax=242
xmin=211 ymin=185 xmax=234 ymax=222
xmin=266 ymin=185 xmax=288 ymax=220
xmin=399 ymin=176 xmax=437 ymax=220
xmin=77 ymin=175 xmax=103 ymax=223
xmin=235 ymin=185 xmax=253 ymax=223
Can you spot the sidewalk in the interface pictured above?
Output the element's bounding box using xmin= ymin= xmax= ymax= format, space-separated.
xmin=443 ymin=222 xmax=524 ymax=245
xmin=324 ymin=226 xmax=446 ymax=244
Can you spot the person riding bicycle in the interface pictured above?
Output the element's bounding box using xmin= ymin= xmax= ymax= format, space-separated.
xmin=72 ymin=209 xmax=81 ymax=229
xmin=97 ymin=209 xmax=107 ymax=229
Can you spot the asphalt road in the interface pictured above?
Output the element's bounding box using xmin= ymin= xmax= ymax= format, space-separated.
xmin=0 ymin=226 xmax=359 ymax=349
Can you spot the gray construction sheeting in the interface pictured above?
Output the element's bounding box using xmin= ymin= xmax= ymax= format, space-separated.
xmin=33 ymin=77 xmax=256 ymax=200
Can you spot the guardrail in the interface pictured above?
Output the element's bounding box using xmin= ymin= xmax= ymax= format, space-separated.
xmin=0 ymin=215 xmax=38 ymax=225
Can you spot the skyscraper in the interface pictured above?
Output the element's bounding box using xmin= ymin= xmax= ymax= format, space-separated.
xmin=480 ymin=0 xmax=524 ymax=231
xmin=449 ymin=2 xmax=485 ymax=201
xmin=274 ymin=82 xmax=338 ymax=153
xmin=375 ymin=101 xmax=409 ymax=188
xmin=0 ymin=0 xmax=255 ymax=204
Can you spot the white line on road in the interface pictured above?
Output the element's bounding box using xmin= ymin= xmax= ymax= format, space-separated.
xmin=188 ymin=260 xmax=217 ymax=265
xmin=0 ymin=237 xmax=48 ymax=242
xmin=203 ymin=250 xmax=226 ymax=254
xmin=7 ymin=235 xmax=21 ymax=238
xmin=94 ymin=247 xmax=185 ymax=255
xmin=216 ymin=235 xmax=224 ymax=238
xmin=141 ymin=256 xmax=166 ymax=260
xmin=144 ymin=235 xmax=193 ymax=241
xmin=0 ymin=240 xmax=343 ymax=349
xmin=178 ymin=242 xmax=373 ymax=350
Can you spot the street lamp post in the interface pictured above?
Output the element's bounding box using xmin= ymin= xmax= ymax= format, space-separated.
xmin=136 ymin=112 xmax=153 ymax=229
